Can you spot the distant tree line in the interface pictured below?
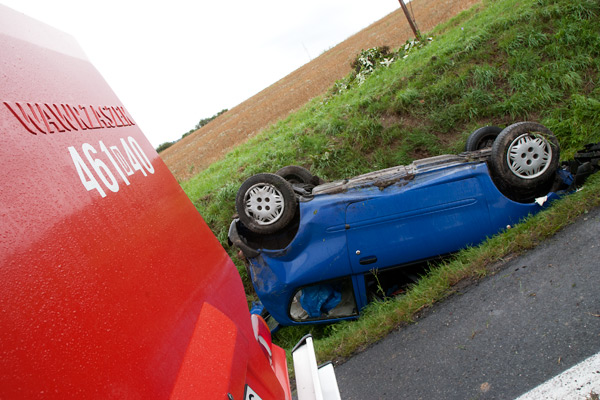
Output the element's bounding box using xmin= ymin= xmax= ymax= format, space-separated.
xmin=156 ymin=109 xmax=229 ymax=153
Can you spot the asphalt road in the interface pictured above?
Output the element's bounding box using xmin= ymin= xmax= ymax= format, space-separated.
xmin=335 ymin=207 xmax=600 ymax=399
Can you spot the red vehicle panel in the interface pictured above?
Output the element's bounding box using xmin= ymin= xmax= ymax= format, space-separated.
xmin=0 ymin=5 xmax=295 ymax=399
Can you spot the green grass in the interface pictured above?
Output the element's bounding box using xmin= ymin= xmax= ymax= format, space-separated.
xmin=179 ymin=0 xmax=600 ymax=364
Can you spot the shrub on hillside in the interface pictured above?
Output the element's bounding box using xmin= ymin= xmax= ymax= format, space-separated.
xmin=194 ymin=109 xmax=228 ymax=131
xmin=156 ymin=141 xmax=174 ymax=153
xmin=331 ymin=39 xmax=433 ymax=96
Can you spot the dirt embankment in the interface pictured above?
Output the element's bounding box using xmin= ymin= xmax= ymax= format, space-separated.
xmin=160 ymin=0 xmax=481 ymax=181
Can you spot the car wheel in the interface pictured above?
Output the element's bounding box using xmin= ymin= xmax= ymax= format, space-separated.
xmin=276 ymin=165 xmax=319 ymax=184
xmin=236 ymin=173 xmax=297 ymax=234
xmin=488 ymin=122 xmax=560 ymax=203
xmin=465 ymin=126 xmax=502 ymax=151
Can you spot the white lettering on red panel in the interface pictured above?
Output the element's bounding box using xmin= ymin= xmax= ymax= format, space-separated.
xmin=69 ymin=137 xmax=154 ymax=198
xmin=3 ymin=100 xmax=153 ymax=198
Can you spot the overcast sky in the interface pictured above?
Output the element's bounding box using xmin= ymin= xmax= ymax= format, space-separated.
xmin=2 ymin=1 xmax=400 ymax=147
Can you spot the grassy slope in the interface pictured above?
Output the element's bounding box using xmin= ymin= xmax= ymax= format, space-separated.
xmin=181 ymin=0 xmax=600 ymax=363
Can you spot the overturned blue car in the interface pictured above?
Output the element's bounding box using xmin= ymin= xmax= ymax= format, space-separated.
xmin=229 ymin=122 xmax=575 ymax=327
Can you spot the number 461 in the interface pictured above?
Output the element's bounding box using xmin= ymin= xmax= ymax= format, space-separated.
xmin=69 ymin=136 xmax=154 ymax=198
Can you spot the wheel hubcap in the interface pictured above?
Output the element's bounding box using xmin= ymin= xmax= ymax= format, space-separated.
xmin=506 ymin=133 xmax=552 ymax=179
xmin=244 ymin=183 xmax=285 ymax=225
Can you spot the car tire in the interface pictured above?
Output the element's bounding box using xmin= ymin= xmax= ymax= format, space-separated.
xmin=465 ymin=126 xmax=502 ymax=151
xmin=236 ymin=173 xmax=297 ymax=234
xmin=488 ymin=122 xmax=560 ymax=203
xmin=276 ymin=165 xmax=320 ymax=185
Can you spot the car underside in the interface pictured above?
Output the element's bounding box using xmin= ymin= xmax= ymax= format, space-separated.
xmin=229 ymin=122 xmax=597 ymax=328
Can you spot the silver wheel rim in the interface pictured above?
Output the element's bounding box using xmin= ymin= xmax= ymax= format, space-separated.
xmin=506 ymin=133 xmax=552 ymax=179
xmin=243 ymin=183 xmax=285 ymax=225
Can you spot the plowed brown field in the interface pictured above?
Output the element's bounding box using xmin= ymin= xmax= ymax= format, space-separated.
xmin=161 ymin=0 xmax=481 ymax=181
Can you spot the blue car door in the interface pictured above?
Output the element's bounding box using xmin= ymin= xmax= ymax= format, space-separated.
xmin=345 ymin=168 xmax=493 ymax=274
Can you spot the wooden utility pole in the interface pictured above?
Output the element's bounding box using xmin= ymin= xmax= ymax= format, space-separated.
xmin=398 ymin=0 xmax=420 ymax=39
